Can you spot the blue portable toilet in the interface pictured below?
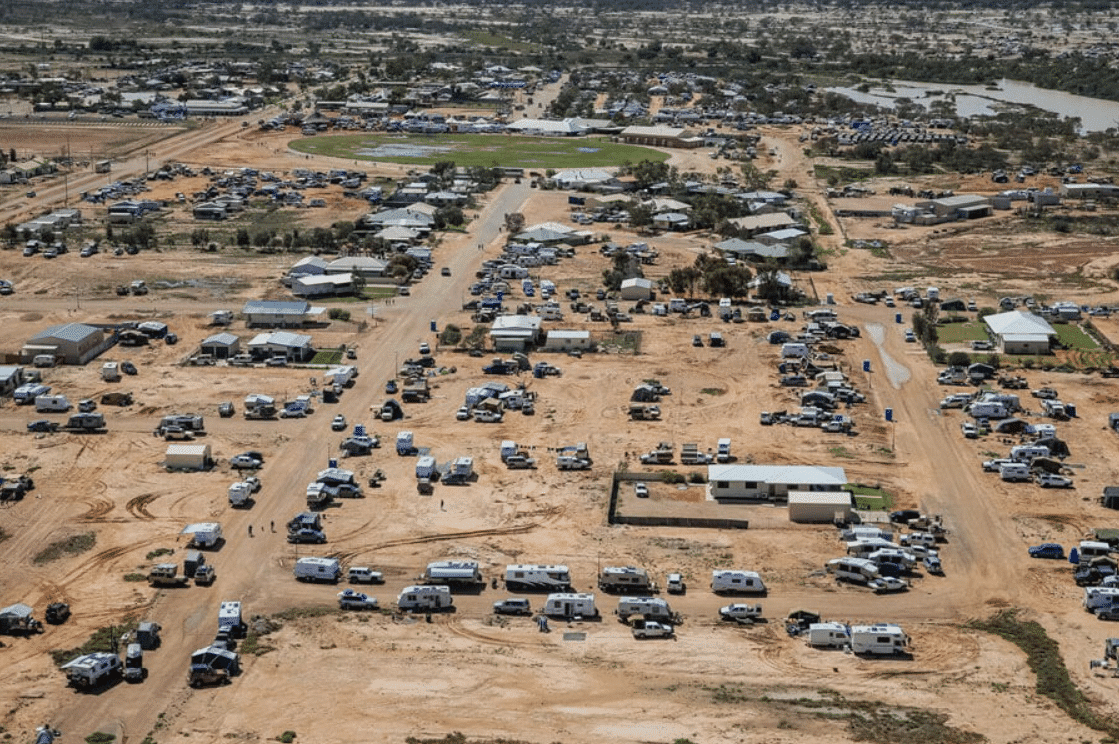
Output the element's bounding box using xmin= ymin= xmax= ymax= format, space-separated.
xmin=328 ymin=458 xmax=338 ymax=468
xmin=885 ymin=408 xmax=894 ymax=422
xmin=1066 ymin=402 xmax=1077 ymax=418
xmin=430 ymin=319 xmax=437 ymax=333
xmin=770 ymin=309 xmax=780 ymax=321
xmin=895 ymin=313 xmax=903 ymax=324
xmin=778 ymin=362 xmax=787 ymax=374
xmin=863 ymin=359 xmax=871 ymax=372
xmin=1069 ymin=547 xmax=1080 ymax=565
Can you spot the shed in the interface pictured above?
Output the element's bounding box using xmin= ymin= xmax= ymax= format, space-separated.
xmin=787 ymin=491 xmax=854 ymax=523
xmin=292 ymin=273 xmax=353 ymax=298
xmin=543 ymin=330 xmax=592 ymax=352
xmin=619 ymin=277 xmax=655 ymax=301
xmin=984 ymin=310 xmax=1055 ymax=355
xmin=21 ymin=323 xmax=110 ymax=365
xmin=200 ymin=333 xmax=240 ymax=360
xmin=165 ymin=443 xmax=212 ymax=471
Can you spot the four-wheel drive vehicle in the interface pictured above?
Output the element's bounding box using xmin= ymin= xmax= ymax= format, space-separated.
xmin=719 ymin=604 xmax=763 ymax=622
xmin=634 ymin=482 xmax=649 ymax=498
xmin=331 ymin=415 xmax=347 ymax=431
xmin=889 ymin=509 xmax=921 ymax=524
xmin=1036 ymin=473 xmax=1073 ymax=489
xmin=45 ymin=602 xmax=71 ymax=624
xmin=230 ymin=455 xmax=262 ymax=470
xmin=1032 ymin=387 xmax=1059 ymax=399
xmin=27 ymin=419 xmax=59 ymax=433
xmin=348 ymin=567 xmax=384 ymax=584
xmin=1098 ymin=606 xmax=1119 ymax=621
xmin=121 ymin=361 xmax=137 ymax=375
xmin=338 ymin=589 xmax=379 ymax=610
xmin=287 ymin=528 xmax=326 ymax=544
xmin=923 ymin=555 xmax=944 ymax=575
xmin=385 ymin=379 xmax=398 ymax=394
xmin=1028 ymin=543 xmax=1065 ymax=559
xmin=493 ymin=598 xmax=533 ymax=616
xmin=869 ymin=577 xmax=909 ymax=594
xmin=631 ymin=619 xmax=674 ymax=639
xmin=505 ymin=454 xmax=536 ymax=469
xmin=557 ymin=456 xmax=591 ymax=470
xmin=666 ymin=573 xmax=686 ymax=594
xmin=194 ymin=564 xmax=217 ymax=585
xmin=982 ymin=458 xmax=1015 ymax=472
xmin=961 ymin=422 xmax=979 ymax=439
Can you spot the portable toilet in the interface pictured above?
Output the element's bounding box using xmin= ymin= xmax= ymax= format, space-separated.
xmin=885 ymin=408 xmax=893 ymax=422
xmin=863 ymin=359 xmax=871 ymax=372
xmin=895 ymin=313 xmax=902 ymax=324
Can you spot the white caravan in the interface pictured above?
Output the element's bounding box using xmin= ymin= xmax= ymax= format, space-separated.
xmin=293 ymin=557 xmax=341 ymax=583
xmin=397 ymin=585 xmax=454 ymax=611
xmin=424 ymin=560 xmax=484 ymax=586
xmin=615 ymin=596 xmax=673 ymax=621
xmin=543 ymin=592 xmax=598 ymax=618
xmin=711 ymin=570 xmax=766 ymax=595
xmin=849 ymin=623 xmax=909 ymax=655
xmin=505 ymin=564 xmax=572 ymax=591
xmin=806 ymin=622 xmax=851 ymax=648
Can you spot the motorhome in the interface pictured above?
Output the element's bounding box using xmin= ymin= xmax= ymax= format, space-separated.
xmin=711 ymin=570 xmax=766 ymax=595
xmin=217 ymin=600 xmax=244 ymax=637
xmin=598 ymin=566 xmax=656 ymax=593
xmin=1010 ymin=445 xmax=1050 ymax=463
xmin=293 ymin=556 xmax=341 ymax=583
xmin=849 ymin=623 xmax=910 ymax=655
xmin=415 ymin=456 xmax=437 ymax=480
xmin=615 ymin=596 xmax=673 ymax=622
xmin=1084 ymin=586 xmax=1119 ymax=610
xmin=543 ymin=592 xmax=598 ymax=618
xmin=397 ymin=585 xmax=454 ymax=611
xmin=424 ymin=560 xmax=484 ymax=586
xmin=123 ymin=643 xmax=145 ymax=682
xmin=999 ymin=463 xmax=1031 ymax=482
xmin=967 ymin=401 xmax=1009 ymax=419
xmin=1080 ymin=540 xmax=1113 ymax=563
xmin=183 ymin=522 xmax=223 ymax=549
xmin=505 ymin=564 xmax=572 ymax=591
xmin=846 ymin=538 xmax=900 ymax=558
xmin=806 ymin=622 xmax=850 ymax=648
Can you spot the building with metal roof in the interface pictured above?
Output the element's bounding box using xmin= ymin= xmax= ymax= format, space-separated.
xmin=984 ymin=310 xmax=1055 ymax=355
xmin=707 ymin=464 xmax=848 ymax=503
xmin=241 ymin=300 xmax=322 ymax=328
xmin=21 ymin=323 xmax=110 ymax=365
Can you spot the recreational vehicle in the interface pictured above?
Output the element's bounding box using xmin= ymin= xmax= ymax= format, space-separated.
xmin=424 ymin=560 xmax=484 ymax=586
xmin=1080 ymin=541 xmax=1113 ymax=563
xmin=217 ymin=601 xmax=244 ymax=637
xmin=34 ymin=395 xmax=70 ymax=413
xmin=615 ymin=596 xmax=673 ymax=622
xmin=806 ymin=622 xmax=850 ymax=648
xmin=1085 ymin=586 xmax=1119 ymax=610
xmin=505 ymin=564 xmax=572 ymax=591
xmin=543 ymin=592 xmax=598 ymax=618
xmin=598 ymin=566 xmax=656 ymax=593
xmin=397 ymin=585 xmax=454 ymax=611
xmin=293 ymin=557 xmax=341 ymax=583
xmin=711 ymin=570 xmax=766 ymax=595
xmin=826 ymin=557 xmax=881 ymax=584
xmin=849 ymin=624 xmax=909 ymax=655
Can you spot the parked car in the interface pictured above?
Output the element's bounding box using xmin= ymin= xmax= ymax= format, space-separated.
xmin=961 ymin=422 xmax=979 ymax=438
xmin=441 ymin=267 xmax=451 ymax=276
xmin=230 ymin=455 xmax=263 ymax=470
xmin=218 ymin=402 xmax=235 ymax=418
xmin=1032 ymin=388 xmax=1059 ymax=399
xmin=634 ymin=482 xmax=649 ymax=498
xmin=904 ymin=329 xmax=916 ymax=342
xmin=493 ymin=598 xmax=532 ymax=616
xmin=280 ymin=406 xmax=307 ymax=418
xmin=385 ymin=379 xmax=398 ymax=394
xmin=121 ymin=361 xmax=137 ymax=375
xmin=1036 ymin=473 xmax=1073 ymax=489
xmin=631 ymin=620 xmax=674 ymax=639
xmin=982 ymin=458 xmax=1015 ymax=472
xmin=265 ymin=356 xmax=288 ymax=367
xmin=331 ymin=415 xmax=347 ymax=431
xmin=1097 ymin=607 xmax=1119 ymax=621
xmin=419 ymin=342 xmax=431 ymax=356
xmin=869 ymin=577 xmax=908 ymax=594
xmin=27 ymin=419 xmax=59 ymax=433
xmin=889 ymin=509 xmax=921 ymax=524
xmin=337 ymin=589 xmax=379 ymax=610
xmin=287 ymin=528 xmax=327 ymax=544
xmin=666 ymin=573 xmax=686 ymax=594
xmin=1028 ymin=543 xmax=1065 ymax=559
xmin=455 ymin=406 xmax=471 ymax=421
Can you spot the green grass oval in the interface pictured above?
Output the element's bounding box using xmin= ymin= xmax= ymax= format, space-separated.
xmin=288 ymin=133 xmax=669 ymax=169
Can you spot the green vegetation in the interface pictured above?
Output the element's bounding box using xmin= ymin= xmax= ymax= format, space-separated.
xmin=239 ymin=631 xmax=274 ymax=657
xmin=935 ymin=322 xmax=988 ymax=344
xmin=310 ymin=350 xmax=344 ymax=365
xmin=847 ymin=484 xmax=895 ymax=510
xmin=968 ymin=609 xmax=1119 ymax=737
xmin=276 ymin=732 xmax=297 ymax=743
xmin=699 ymin=388 xmax=726 ymax=396
xmin=85 ymin=734 xmax=116 ymax=744
xmin=52 ymin=620 xmax=138 ymax=666
xmin=1051 ymin=323 xmax=1098 ymax=351
xmin=290 ymin=134 xmax=667 ymax=169
xmin=33 ymin=532 xmax=96 ymax=565
xmin=123 ymin=573 xmax=147 ymax=582
xmin=145 ymin=547 xmax=172 ymax=560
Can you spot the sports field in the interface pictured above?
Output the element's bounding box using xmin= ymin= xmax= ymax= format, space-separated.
xmin=288 ymin=133 xmax=669 ymax=169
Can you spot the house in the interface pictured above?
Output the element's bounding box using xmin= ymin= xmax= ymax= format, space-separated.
xmin=984 ymin=310 xmax=1056 ymax=355
xmin=292 ymin=273 xmax=353 ymax=298
xmin=325 ymin=257 xmax=387 ymax=280
xmin=241 ymin=300 xmax=321 ymax=328
xmin=21 ymin=323 xmax=111 ymax=365
xmin=714 ymin=237 xmax=790 ymax=264
xmin=728 ymin=212 xmax=798 ymax=236
xmin=918 ymin=194 xmax=991 ymax=219
xmin=755 ymin=227 xmax=808 ymax=245
xmin=286 ymin=256 xmax=329 ymax=285
xmin=543 ymin=330 xmax=592 ymax=352
xmin=248 ymin=331 xmax=315 ymax=362
xmin=707 ymin=464 xmax=848 ymax=504
xmin=619 ymin=277 xmax=655 ymax=301
xmin=787 ymin=492 xmax=855 ymax=523
xmin=199 ymin=332 xmax=240 ymax=360
xmin=653 ymin=212 xmax=690 ymax=231
xmin=489 ymin=315 xmax=543 ymax=352
xmin=618 ymin=125 xmax=701 ymax=148
xmin=551 ymin=168 xmax=616 ymax=190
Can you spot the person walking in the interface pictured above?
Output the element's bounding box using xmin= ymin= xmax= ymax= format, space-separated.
xmin=248 ymin=525 xmax=253 ymax=537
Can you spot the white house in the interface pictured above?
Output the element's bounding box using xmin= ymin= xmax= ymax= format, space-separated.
xmin=984 ymin=310 xmax=1055 ymax=355
xmin=543 ymin=330 xmax=592 ymax=352
xmin=242 ymin=300 xmax=322 ymax=328
xmin=619 ymin=277 xmax=655 ymax=301
xmin=489 ymin=315 xmax=543 ymax=352
xmin=707 ymin=464 xmax=848 ymax=503
xmin=787 ymin=492 xmax=855 ymax=523
xmin=293 ymin=273 xmax=353 ymax=298
xmin=248 ymin=331 xmax=315 ymax=362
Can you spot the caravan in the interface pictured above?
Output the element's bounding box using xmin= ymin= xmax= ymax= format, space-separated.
xmin=711 ymin=570 xmax=766 ymax=595
xmin=34 ymin=395 xmax=71 ymax=413
xmin=217 ymin=600 xmax=245 ymax=637
xmin=806 ymin=622 xmax=851 ymax=649
xmin=849 ymin=623 xmax=909 ymax=655
xmin=543 ymin=592 xmax=598 ymax=618
xmin=826 ymin=557 xmax=881 ymax=584
xmin=397 ymin=585 xmax=454 ymax=612
xmin=293 ymin=557 xmax=341 ymax=583
xmin=615 ymin=596 xmax=673 ymax=622
xmin=424 ymin=560 xmax=484 ymax=587
xmin=598 ymin=566 xmax=655 ymax=593
xmin=505 ymin=564 xmax=572 ymax=591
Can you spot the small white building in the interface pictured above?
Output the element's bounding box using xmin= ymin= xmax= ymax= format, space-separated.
xmin=248 ymin=331 xmax=315 ymax=362
xmin=787 ymin=491 xmax=855 ymax=523
xmin=165 ymin=443 xmax=212 ymax=471
xmin=293 ymin=273 xmax=353 ymax=298
xmin=619 ymin=277 xmax=655 ymax=301
xmin=543 ymin=330 xmax=592 ymax=352
xmin=489 ymin=315 xmax=543 ymax=352
xmin=984 ymin=310 xmax=1055 ymax=355
xmin=200 ymin=332 xmax=240 ymax=360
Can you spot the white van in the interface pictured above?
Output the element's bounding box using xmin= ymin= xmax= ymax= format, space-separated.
xmin=711 ymin=570 xmax=766 ymax=594
xmin=293 ymin=557 xmax=341 ymax=583
xmin=397 ymin=585 xmax=454 ymax=611
xmin=806 ymin=622 xmax=850 ymax=648
xmin=35 ymin=395 xmax=71 ymax=413
xmin=850 ymin=624 xmax=909 ymax=655
xmin=32 ymin=354 xmax=56 ymax=368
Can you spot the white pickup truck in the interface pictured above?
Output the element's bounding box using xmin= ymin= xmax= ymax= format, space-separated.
xmin=631 ymin=619 xmax=674 ymax=639
xmin=719 ymin=603 xmax=763 ymax=622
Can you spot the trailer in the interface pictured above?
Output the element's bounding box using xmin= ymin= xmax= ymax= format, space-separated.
xmin=806 ymin=622 xmax=850 ymax=648
xmin=443 ymin=456 xmax=474 ymax=485
xmin=228 ymin=481 xmax=254 ymax=507
xmin=826 ymin=557 xmax=881 ymax=584
xmin=0 ymin=603 xmax=43 ymax=634
xmin=543 ymin=592 xmax=598 ymax=619
xmin=64 ymin=412 xmax=106 ymax=432
xmin=148 ymin=563 xmax=190 ymax=587
xmin=424 ymin=560 xmax=483 ymax=586
xmin=218 ymin=600 xmax=245 ymax=637
xmin=505 ymin=564 xmax=572 ymax=592
xmin=122 ymin=643 xmax=146 ymax=682
xmin=397 ymin=585 xmax=454 ymax=612
xmin=711 ymin=570 xmax=766 ymax=595
xmin=849 ymin=623 xmax=909 ymax=655
xmin=615 ymin=596 xmax=673 ymax=622
xmin=13 ymin=383 xmax=51 ymax=404
xmin=628 ymin=404 xmax=661 ymax=421
xmin=716 ymin=438 xmax=732 ymax=462
xmin=182 ymin=522 xmax=223 ymax=549
xmin=396 ymin=431 xmax=415 ymax=456
xmin=294 ymin=556 xmax=341 ymax=583
xmin=598 ymin=566 xmax=656 ymax=594
xmin=62 ymin=652 xmax=122 ymax=688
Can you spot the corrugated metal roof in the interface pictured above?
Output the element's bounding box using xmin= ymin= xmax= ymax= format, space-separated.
xmin=242 ymin=300 xmax=310 ymax=316
xmin=31 ymin=323 xmax=101 ymax=344
xmin=708 ymin=464 xmax=847 ymax=485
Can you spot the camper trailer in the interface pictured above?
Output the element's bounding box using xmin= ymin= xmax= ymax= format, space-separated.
xmin=826 ymin=557 xmax=881 ymax=584
xmin=397 ymin=585 xmax=454 ymax=612
xmin=1080 ymin=540 xmax=1113 ymax=563
xmin=543 ymin=592 xmax=598 ymax=618
xmin=183 ymin=522 xmax=223 ymax=549
xmin=849 ymin=623 xmax=909 ymax=655
xmin=34 ymin=395 xmax=71 ymax=413
xmin=598 ymin=566 xmax=656 ymax=593
xmin=122 ymin=643 xmax=145 ymax=682
xmin=846 ymin=538 xmax=900 ymax=558
xmin=424 ymin=560 xmax=484 ymax=587
xmin=1084 ymin=586 xmax=1119 ymax=610
xmin=505 ymin=564 xmax=572 ymax=591
xmin=217 ymin=600 xmax=245 ymax=637
xmin=615 ymin=596 xmax=673 ymax=622
xmin=841 ymin=526 xmax=894 ymax=543
xmin=293 ymin=556 xmax=342 ymax=583
xmin=711 ymin=570 xmax=766 ymax=595
xmin=806 ymin=622 xmax=851 ymax=649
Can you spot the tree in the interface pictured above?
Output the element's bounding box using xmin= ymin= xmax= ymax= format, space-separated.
xmin=236 ymin=228 xmax=250 ymax=248
xmin=948 ymin=351 xmax=971 ymax=367
xmin=439 ymin=324 xmax=462 ymax=347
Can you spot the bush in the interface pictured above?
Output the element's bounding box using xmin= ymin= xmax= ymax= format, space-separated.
xmin=277 ymin=733 xmax=296 ymax=744
xmin=327 ymin=308 xmax=350 ymax=322
xmin=688 ymin=472 xmax=707 ymax=484
xmin=86 ymin=734 xmax=115 ymax=744
xmin=947 ymin=351 xmax=971 ymax=367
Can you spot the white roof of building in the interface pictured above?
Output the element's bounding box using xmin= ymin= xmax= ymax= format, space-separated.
xmin=708 ymin=464 xmax=847 ymax=486
xmin=166 ymin=444 xmax=211 ymax=457
xmin=201 ymin=333 xmax=239 ymax=346
xmin=788 ymin=491 xmax=853 ymax=506
xmin=984 ymin=310 xmax=1055 ymax=338
xmin=621 ymin=125 xmax=686 ymax=138
xmin=490 ymin=315 xmax=542 ymax=336
xmin=547 ymin=330 xmax=590 ymax=340
xmin=249 ymin=331 xmax=313 ymax=348
xmin=296 ymin=273 xmax=352 ymax=286
xmin=621 ymin=277 xmax=655 ymax=289
xmin=327 ymin=257 xmax=386 ymax=272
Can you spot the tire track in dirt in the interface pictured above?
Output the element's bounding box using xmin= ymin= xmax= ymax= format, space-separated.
xmin=328 ymin=522 xmax=543 ymax=564
xmin=126 ymin=493 xmax=160 ymax=521
xmin=445 ymin=615 xmax=548 ymax=649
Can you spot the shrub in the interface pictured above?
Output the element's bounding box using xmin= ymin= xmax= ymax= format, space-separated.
xmin=327 ymin=308 xmax=350 ymax=322
xmin=277 ymin=733 xmax=296 ymax=744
